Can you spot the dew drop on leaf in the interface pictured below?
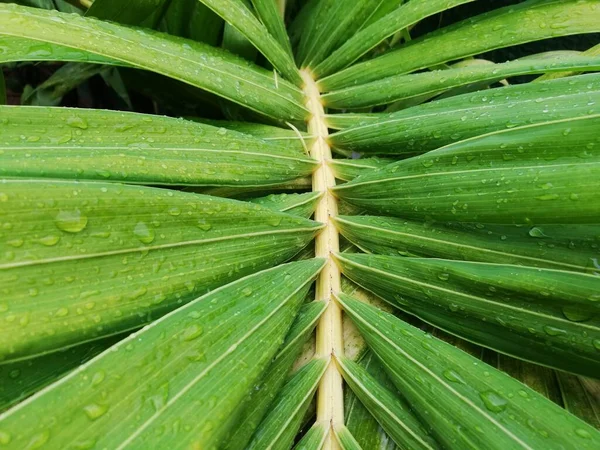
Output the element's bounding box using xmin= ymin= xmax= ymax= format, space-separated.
xmin=55 ymin=209 xmax=88 ymax=233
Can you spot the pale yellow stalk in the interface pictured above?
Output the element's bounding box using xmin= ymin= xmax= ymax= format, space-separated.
xmin=301 ymin=69 xmax=343 ymax=450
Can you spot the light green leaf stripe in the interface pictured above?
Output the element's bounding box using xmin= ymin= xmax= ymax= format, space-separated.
xmin=249 ymin=192 xmax=323 ymax=218
xmin=0 ymin=4 xmax=308 ymax=120
xmin=0 ymin=259 xmax=325 ymax=449
xmin=323 ymin=55 xmax=600 ymax=109
xmin=337 ymin=355 xmax=439 ymax=449
xmin=0 ymin=179 xmax=322 ymax=362
xmin=333 ymin=115 xmax=600 ymax=224
xmin=333 ymin=424 xmax=365 ymax=450
xmin=338 ymin=293 xmax=600 ymax=450
xmin=314 ymin=0 xmax=474 ymax=78
xmin=329 ymin=73 xmax=600 ymax=154
xmin=335 ymin=253 xmax=600 ymax=377
xmin=247 ymin=358 xmax=328 ymax=450
xmin=330 ymin=158 xmax=396 ymax=182
xmin=293 ymin=422 xmax=330 ymax=450
xmin=333 ymin=215 xmax=600 ymax=274
xmin=344 ymin=352 xmax=398 ymax=450
xmin=0 ymin=106 xmax=316 ymax=186
xmin=320 ymin=0 xmax=600 ymax=91
xmin=250 ymin=0 xmax=293 ymax=54
xmin=296 ymin=0 xmax=390 ymax=69
xmin=0 ymin=335 xmax=123 ymax=413
xmin=196 ymin=0 xmax=301 ymax=85
xmin=189 ymin=118 xmax=315 ymax=154
xmin=226 ymin=300 xmax=327 ymax=450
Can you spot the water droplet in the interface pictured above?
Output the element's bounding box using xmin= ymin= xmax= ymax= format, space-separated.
xmin=55 ymin=209 xmax=88 ymax=233
xmin=66 ymin=116 xmax=88 ymax=129
xmin=91 ymin=370 xmax=105 ymax=387
xmin=437 ymin=272 xmax=450 ymax=281
xmin=575 ymin=428 xmax=592 ymax=439
xmin=0 ymin=430 xmax=11 ymax=444
xmin=543 ymin=325 xmax=567 ymax=336
xmin=562 ymin=307 xmax=591 ymax=322
xmin=83 ymin=403 xmax=108 ymax=420
xmin=442 ymin=369 xmax=464 ymax=383
xmin=196 ymin=220 xmax=212 ymax=231
xmin=528 ymin=227 xmax=547 ymax=238
xmin=38 ymin=235 xmax=60 ymax=246
xmin=181 ymin=324 xmax=203 ymax=341
xmin=133 ymin=222 xmax=155 ymax=244
xmin=27 ymin=430 xmax=49 ymax=449
xmin=479 ymin=390 xmax=508 ymax=412
xmin=55 ymin=307 xmax=69 ymax=317
xmin=242 ymin=287 xmax=253 ymax=296
xmin=0 ymin=193 xmax=7 ymax=202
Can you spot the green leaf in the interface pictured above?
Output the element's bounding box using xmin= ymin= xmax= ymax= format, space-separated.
xmin=337 ymin=354 xmax=440 ymax=449
xmin=335 ymin=253 xmax=600 ymax=377
xmin=0 ymin=179 xmax=322 ymax=362
xmin=314 ymin=0 xmax=474 ymax=78
xmin=158 ymin=0 xmax=223 ymax=45
xmin=86 ymin=0 xmax=169 ymax=27
xmin=323 ymin=55 xmax=600 ymax=109
xmin=293 ymin=422 xmax=330 ymax=450
xmin=557 ymin=374 xmax=600 ymax=429
xmin=536 ymin=43 xmax=600 ymax=82
xmin=333 ymin=115 xmax=600 ymax=224
xmin=495 ymin=354 xmax=562 ymax=406
xmin=344 ymin=352 xmax=398 ymax=450
xmin=0 ymin=4 xmax=308 ymax=120
xmin=333 ymin=424 xmax=364 ymax=450
xmin=247 ymin=357 xmax=328 ymax=450
xmin=338 ymin=292 xmax=600 ymax=449
xmin=328 ymin=73 xmax=600 ymax=155
xmin=296 ymin=0 xmax=390 ymax=69
xmin=330 ymin=158 xmax=396 ymax=182
xmin=320 ymin=0 xmax=600 ymax=91
xmin=249 ymin=192 xmax=322 ymax=218
xmin=196 ymin=0 xmax=301 ymax=85
xmin=325 ymin=112 xmax=380 ymax=131
xmin=21 ymin=63 xmax=106 ymax=107
xmin=0 ymin=106 xmax=316 ymax=186
xmin=226 ymin=300 xmax=326 ymax=450
xmin=0 ymin=259 xmax=325 ymax=449
xmin=333 ymin=215 xmax=600 ymax=274
xmin=250 ymin=0 xmax=292 ymax=54
xmin=0 ymin=335 xmax=122 ymax=412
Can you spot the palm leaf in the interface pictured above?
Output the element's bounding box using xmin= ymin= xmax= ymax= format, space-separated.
xmin=333 ymin=215 xmax=600 ymax=273
xmin=338 ymin=293 xmax=600 ymax=449
xmin=250 ymin=192 xmax=323 ymax=218
xmin=333 ymin=424 xmax=364 ymax=450
xmin=246 ymin=357 xmax=328 ymax=449
xmin=335 ymin=253 xmax=600 ymax=376
xmin=320 ymin=0 xmax=600 ymax=90
xmin=0 ymin=179 xmax=322 ymax=361
xmin=195 ymin=0 xmax=300 ymax=84
xmin=329 ymin=73 xmax=600 ymax=154
xmin=293 ymin=422 xmax=330 ymax=450
xmin=0 ymin=4 xmax=307 ymax=119
xmin=337 ymin=354 xmax=440 ymax=449
xmin=0 ymin=106 xmax=315 ymax=186
xmin=227 ymin=300 xmax=326 ymax=450
xmin=333 ymin=115 xmax=600 ymax=224
xmin=0 ymin=259 xmax=324 ymax=448
xmin=314 ymin=0 xmax=474 ymax=78
xmin=323 ymin=55 xmax=600 ymax=109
